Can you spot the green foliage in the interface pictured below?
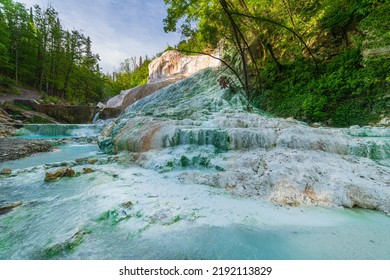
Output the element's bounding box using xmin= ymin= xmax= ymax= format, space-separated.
xmin=320 ymin=0 xmax=374 ymax=33
xmin=163 ymin=0 xmax=325 ymax=107
xmin=42 ymin=95 xmax=59 ymax=104
xmin=0 ymin=75 xmax=19 ymax=94
xmin=0 ymin=74 xmax=14 ymax=88
xmin=359 ymin=1 xmax=390 ymax=53
xmin=0 ymin=0 xmax=123 ymax=104
xmin=0 ymin=1 xmax=153 ymax=105
xmin=106 ymin=56 xmax=151 ymax=97
xmin=302 ymin=94 xmax=327 ymax=121
xmin=175 ymin=32 xmax=216 ymax=53
xmin=165 ymin=0 xmax=389 ymax=127
xmin=255 ymin=46 xmax=389 ymax=126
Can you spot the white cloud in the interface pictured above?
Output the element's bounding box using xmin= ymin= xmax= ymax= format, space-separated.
xmin=17 ymin=0 xmax=180 ymax=72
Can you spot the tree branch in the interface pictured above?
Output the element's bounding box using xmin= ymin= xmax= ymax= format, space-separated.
xmin=174 ymin=48 xmax=246 ymax=90
xmin=230 ymin=11 xmax=319 ymax=70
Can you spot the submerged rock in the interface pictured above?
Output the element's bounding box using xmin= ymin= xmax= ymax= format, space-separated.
xmin=75 ymin=158 xmax=88 ymax=163
xmin=82 ymin=167 xmax=94 ymax=174
xmin=87 ymin=158 xmax=98 ymax=164
xmin=97 ymin=208 xmax=132 ymax=225
xmin=0 ymin=202 xmax=23 ymax=215
xmin=0 ymin=168 xmax=12 ymax=175
xmin=120 ymin=201 xmax=134 ymax=209
xmin=45 ymin=167 xmax=77 ymax=182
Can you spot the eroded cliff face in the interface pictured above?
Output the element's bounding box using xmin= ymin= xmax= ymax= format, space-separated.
xmin=98 ymin=80 xmax=177 ymax=120
xmin=148 ymin=50 xmax=221 ymax=83
xmin=96 ymin=50 xmax=222 ymax=120
xmin=98 ymin=69 xmax=390 ymax=213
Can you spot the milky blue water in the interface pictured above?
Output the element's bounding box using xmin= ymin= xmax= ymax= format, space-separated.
xmin=0 ymin=144 xmax=100 ymax=170
xmin=1 ymin=126 xmax=390 ymax=260
xmin=17 ymin=124 xmax=103 ymax=138
xmin=1 ymin=151 xmax=390 ymax=260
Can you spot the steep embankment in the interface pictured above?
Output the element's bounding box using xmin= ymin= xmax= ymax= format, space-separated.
xmin=99 ymin=68 xmax=390 ymax=213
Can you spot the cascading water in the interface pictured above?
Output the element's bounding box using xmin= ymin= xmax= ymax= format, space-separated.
xmin=1 ymin=123 xmax=104 ymax=171
xmin=1 ymin=69 xmax=390 ymax=260
xmin=17 ymin=124 xmax=103 ymax=138
xmin=92 ymin=112 xmax=100 ymax=124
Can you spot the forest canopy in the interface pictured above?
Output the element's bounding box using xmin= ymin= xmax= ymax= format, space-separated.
xmin=0 ymin=0 xmax=150 ymax=104
xmin=164 ymin=0 xmax=390 ymax=126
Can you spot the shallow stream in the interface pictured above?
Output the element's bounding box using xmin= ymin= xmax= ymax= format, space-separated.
xmin=0 ymin=124 xmax=390 ymax=260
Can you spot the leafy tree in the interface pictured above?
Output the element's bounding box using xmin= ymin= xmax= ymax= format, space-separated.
xmin=0 ymin=4 xmax=10 ymax=75
xmin=164 ymin=0 xmax=318 ymax=108
xmin=0 ymin=0 xmax=109 ymax=104
xmin=108 ymin=55 xmax=151 ymax=95
xmin=164 ymin=0 xmax=389 ymax=126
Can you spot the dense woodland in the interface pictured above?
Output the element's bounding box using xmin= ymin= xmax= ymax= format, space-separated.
xmin=164 ymin=0 xmax=389 ymax=126
xmin=0 ymin=0 xmax=149 ymax=104
xmin=1 ymin=0 xmax=389 ymax=126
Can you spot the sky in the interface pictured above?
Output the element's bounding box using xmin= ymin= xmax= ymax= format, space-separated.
xmin=17 ymin=0 xmax=181 ymax=73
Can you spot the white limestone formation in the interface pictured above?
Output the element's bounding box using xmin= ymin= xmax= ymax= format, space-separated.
xmin=96 ymin=50 xmax=221 ymax=120
xmin=148 ymin=50 xmax=221 ymax=83
xmin=99 ymin=69 xmax=390 ymax=213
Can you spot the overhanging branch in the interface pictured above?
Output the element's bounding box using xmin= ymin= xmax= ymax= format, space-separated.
xmin=230 ymin=11 xmax=319 ymax=70
xmin=174 ymin=48 xmax=246 ymax=90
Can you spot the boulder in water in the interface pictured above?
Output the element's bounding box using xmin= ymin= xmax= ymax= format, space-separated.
xmin=75 ymin=158 xmax=88 ymax=164
xmin=0 ymin=168 xmax=12 ymax=175
xmin=82 ymin=167 xmax=94 ymax=174
xmin=44 ymin=167 xmax=76 ymax=182
xmin=120 ymin=201 xmax=134 ymax=209
xmin=87 ymin=158 xmax=98 ymax=164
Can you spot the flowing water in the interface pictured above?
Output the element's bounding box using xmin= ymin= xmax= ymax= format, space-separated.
xmin=2 ymin=69 xmax=390 ymax=260
xmin=16 ymin=124 xmax=103 ymax=138
xmin=0 ymin=144 xmax=100 ymax=170
xmin=1 ymin=124 xmax=390 ymax=260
